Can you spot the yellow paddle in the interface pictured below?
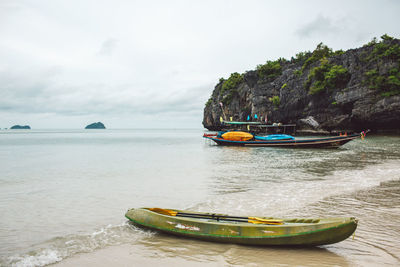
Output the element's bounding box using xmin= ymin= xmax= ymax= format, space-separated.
xmin=148 ymin=208 xmax=283 ymax=225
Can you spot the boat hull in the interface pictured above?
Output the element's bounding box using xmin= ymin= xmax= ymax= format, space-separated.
xmin=125 ymin=208 xmax=357 ymax=246
xmin=204 ymin=134 xmax=359 ymax=148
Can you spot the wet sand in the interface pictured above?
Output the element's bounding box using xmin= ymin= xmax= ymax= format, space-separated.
xmin=53 ymin=243 xmax=223 ymax=267
xmin=54 ymin=241 xmax=353 ymax=267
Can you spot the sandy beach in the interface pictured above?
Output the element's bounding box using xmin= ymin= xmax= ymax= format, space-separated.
xmin=53 ymin=243 xmax=223 ymax=267
xmin=53 ymin=241 xmax=355 ymax=267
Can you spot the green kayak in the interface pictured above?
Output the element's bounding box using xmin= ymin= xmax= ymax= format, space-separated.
xmin=125 ymin=208 xmax=358 ymax=246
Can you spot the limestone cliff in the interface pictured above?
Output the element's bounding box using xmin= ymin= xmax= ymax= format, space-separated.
xmin=203 ymin=35 xmax=400 ymax=133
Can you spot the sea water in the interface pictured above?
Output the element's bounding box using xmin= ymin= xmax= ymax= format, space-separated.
xmin=0 ymin=129 xmax=399 ymax=266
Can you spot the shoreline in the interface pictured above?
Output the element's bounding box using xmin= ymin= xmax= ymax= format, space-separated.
xmin=49 ymin=240 xmax=375 ymax=267
xmin=52 ymin=243 xmax=225 ymax=267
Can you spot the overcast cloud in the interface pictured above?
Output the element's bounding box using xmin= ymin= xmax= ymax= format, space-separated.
xmin=1 ymin=0 xmax=399 ymax=129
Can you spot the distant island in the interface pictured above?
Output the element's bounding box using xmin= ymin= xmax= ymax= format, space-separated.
xmin=85 ymin=122 xmax=106 ymax=129
xmin=10 ymin=125 xmax=31 ymax=129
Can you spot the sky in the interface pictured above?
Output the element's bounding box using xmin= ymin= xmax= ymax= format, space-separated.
xmin=1 ymin=0 xmax=399 ymax=129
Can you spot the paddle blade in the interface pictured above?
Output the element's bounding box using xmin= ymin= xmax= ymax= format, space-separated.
xmin=148 ymin=208 xmax=178 ymax=216
xmin=248 ymin=217 xmax=284 ymax=225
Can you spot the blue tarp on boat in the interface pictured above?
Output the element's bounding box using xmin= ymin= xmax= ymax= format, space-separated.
xmin=255 ymin=134 xmax=295 ymax=141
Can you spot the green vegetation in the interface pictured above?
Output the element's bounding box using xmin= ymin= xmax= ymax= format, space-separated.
xmin=256 ymin=60 xmax=282 ymax=80
xmin=269 ymin=96 xmax=280 ymax=107
xmin=290 ymin=43 xmax=345 ymax=76
xmin=305 ymin=58 xmax=350 ymax=95
xmin=301 ymin=43 xmax=333 ymax=72
xmin=365 ymin=67 xmax=400 ymax=96
xmin=381 ymin=33 xmax=394 ymax=41
xmin=281 ymin=83 xmax=287 ymax=89
xmin=333 ymin=49 xmax=345 ymax=56
xmin=294 ymin=69 xmax=302 ymax=76
xmin=364 ymin=34 xmax=400 ymax=62
xmin=220 ymin=72 xmax=243 ymax=95
xmin=325 ymin=65 xmax=350 ymax=87
xmin=364 ymin=37 xmax=378 ymax=47
xmin=218 ymin=72 xmax=244 ymax=105
xmin=363 ymin=34 xmax=400 ymax=96
xmin=291 ymin=51 xmax=312 ymax=65
xmin=277 ymin=57 xmax=289 ymax=64
xmin=205 ymin=98 xmax=213 ymax=107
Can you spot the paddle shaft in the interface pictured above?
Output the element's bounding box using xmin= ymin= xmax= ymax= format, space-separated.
xmin=176 ymin=212 xmax=282 ymax=224
xmin=177 ymin=211 xmax=253 ymax=221
xmin=176 ymin=213 xmax=256 ymax=223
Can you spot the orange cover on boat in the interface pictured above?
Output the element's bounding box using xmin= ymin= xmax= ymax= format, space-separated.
xmin=221 ymin=131 xmax=253 ymax=141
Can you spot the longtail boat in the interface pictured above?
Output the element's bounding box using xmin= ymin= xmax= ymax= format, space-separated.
xmin=125 ymin=208 xmax=358 ymax=246
xmin=203 ymin=131 xmax=367 ymax=148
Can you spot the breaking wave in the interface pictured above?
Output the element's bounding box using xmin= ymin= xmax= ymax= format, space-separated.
xmin=2 ymin=221 xmax=153 ymax=267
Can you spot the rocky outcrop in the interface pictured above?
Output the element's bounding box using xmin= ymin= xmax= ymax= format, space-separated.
xmin=85 ymin=122 xmax=106 ymax=129
xmin=10 ymin=125 xmax=31 ymax=129
xmin=298 ymin=116 xmax=320 ymax=130
xmin=203 ymin=37 xmax=400 ymax=133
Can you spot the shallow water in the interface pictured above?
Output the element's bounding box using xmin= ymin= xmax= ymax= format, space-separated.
xmin=0 ymin=129 xmax=399 ymax=266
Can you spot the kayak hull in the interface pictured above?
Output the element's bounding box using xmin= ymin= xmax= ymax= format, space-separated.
xmin=125 ymin=208 xmax=357 ymax=246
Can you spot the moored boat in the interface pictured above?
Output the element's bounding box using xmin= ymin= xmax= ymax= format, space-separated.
xmin=125 ymin=208 xmax=358 ymax=246
xmin=203 ymin=131 xmax=367 ymax=148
